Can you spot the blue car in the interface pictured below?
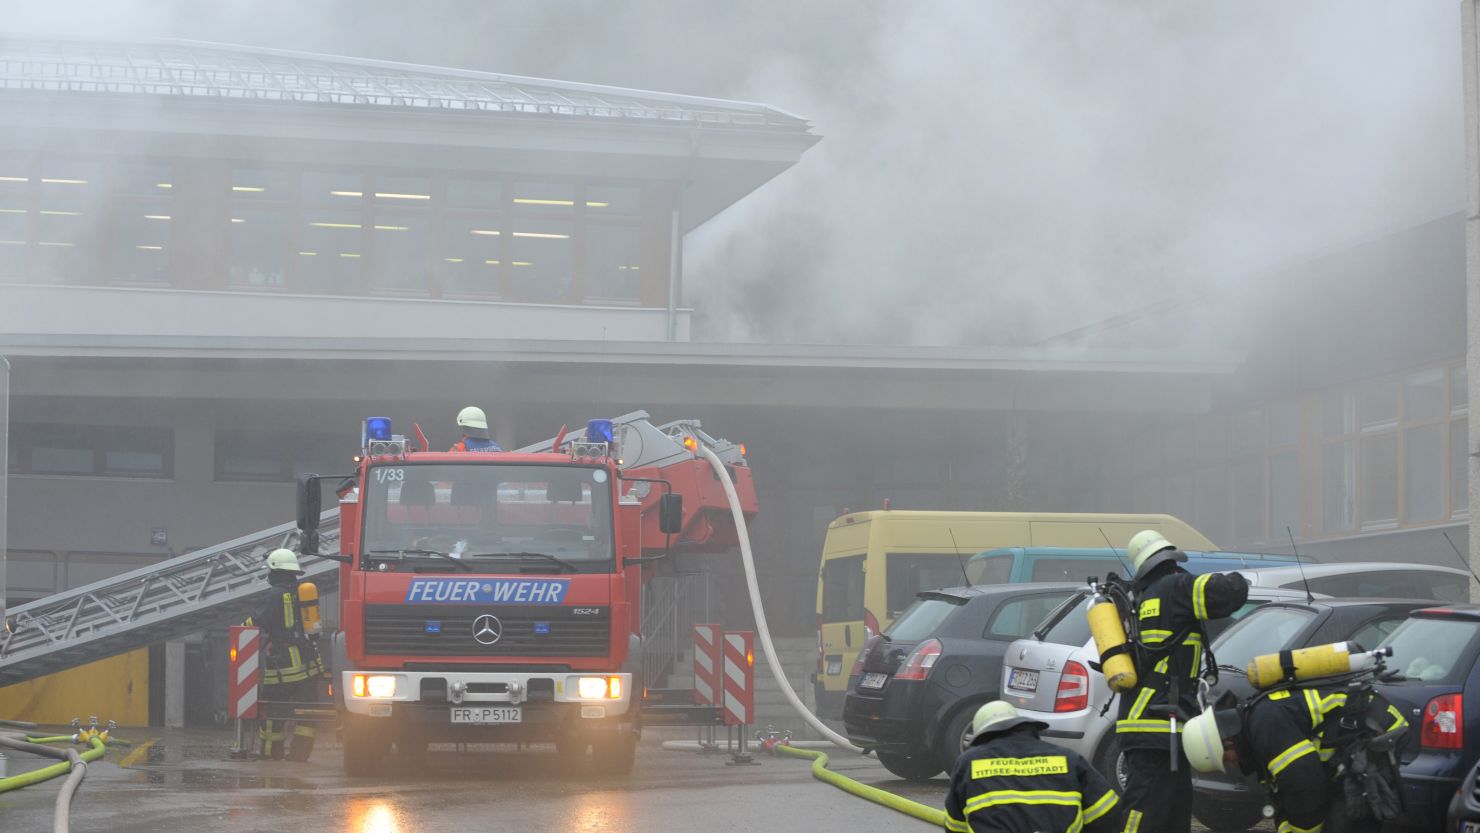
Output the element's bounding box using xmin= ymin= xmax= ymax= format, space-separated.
xmin=1376 ymin=604 xmax=1480 ymax=831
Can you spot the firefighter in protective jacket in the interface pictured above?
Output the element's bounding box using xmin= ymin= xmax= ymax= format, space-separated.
xmin=244 ymin=548 xmax=324 ymax=761
xmin=1115 ymin=530 xmax=1248 ymax=833
xmin=944 ymin=700 xmax=1123 ymax=833
xmin=1183 ymin=684 xmax=1408 ymax=833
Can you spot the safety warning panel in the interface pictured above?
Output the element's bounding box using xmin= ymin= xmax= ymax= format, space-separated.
xmin=229 ymin=625 xmax=261 ymax=720
xmin=722 ymin=630 xmax=754 ymax=727
xmin=693 ymin=623 xmax=722 ymax=706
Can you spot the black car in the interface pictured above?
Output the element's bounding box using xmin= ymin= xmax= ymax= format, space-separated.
xmin=1188 ymin=598 xmax=1433 ymax=832
xmin=842 ymin=581 xmax=1077 ymax=781
xmin=1377 ymin=605 xmax=1480 ymax=833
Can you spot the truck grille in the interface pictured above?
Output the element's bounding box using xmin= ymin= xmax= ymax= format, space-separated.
xmin=364 ymin=605 xmax=610 ymax=657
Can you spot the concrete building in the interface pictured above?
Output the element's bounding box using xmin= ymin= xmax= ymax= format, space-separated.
xmin=0 ymin=35 xmax=1470 ymax=723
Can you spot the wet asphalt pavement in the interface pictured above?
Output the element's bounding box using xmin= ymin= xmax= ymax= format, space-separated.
xmin=1 ymin=727 xmax=1246 ymax=832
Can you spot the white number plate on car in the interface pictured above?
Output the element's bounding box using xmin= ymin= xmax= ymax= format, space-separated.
xmin=1007 ymin=669 xmax=1040 ymax=692
xmin=450 ymin=706 xmax=522 ymax=724
xmin=1462 ymin=823 xmax=1480 ymax=833
xmin=827 ymin=658 xmax=843 ymax=676
xmin=859 ymin=672 xmax=889 ymax=689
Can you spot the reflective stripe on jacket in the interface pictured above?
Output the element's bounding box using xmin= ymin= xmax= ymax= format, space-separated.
xmin=943 ymin=728 xmax=1122 ymax=833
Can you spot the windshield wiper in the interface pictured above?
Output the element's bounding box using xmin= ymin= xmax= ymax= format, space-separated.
xmin=463 ymin=551 xmax=580 ymax=574
xmin=365 ymin=548 xmax=473 ymax=572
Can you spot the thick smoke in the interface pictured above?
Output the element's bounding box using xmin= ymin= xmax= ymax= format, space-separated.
xmin=6 ymin=0 xmax=1466 ymax=346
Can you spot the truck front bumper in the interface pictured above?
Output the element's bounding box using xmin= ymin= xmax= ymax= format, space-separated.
xmin=341 ymin=669 xmax=633 ymax=718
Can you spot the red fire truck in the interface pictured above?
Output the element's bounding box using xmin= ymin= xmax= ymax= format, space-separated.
xmin=296 ymin=412 xmax=756 ymax=775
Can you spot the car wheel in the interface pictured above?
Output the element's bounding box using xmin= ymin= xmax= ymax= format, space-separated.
xmin=938 ymin=706 xmax=978 ymax=773
xmin=877 ymin=751 xmax=942 ymax=781
xmin=1192 ymin=796 xmax=1265 ymax=833
xmin=1091 ymin=736 xmax=1121 ymax=793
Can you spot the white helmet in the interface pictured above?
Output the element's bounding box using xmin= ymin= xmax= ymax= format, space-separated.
xmin=456 ymin=406 xmax=488 ymax=431
xmin=1127 ymin=529 xmax=1184 ymax=579
xmin=968 ymin=700 xmax=1047 ymax=745
xmin=265 ymin=548 xmax=303 ymax=574
xmin=1182 ymin=707 xmax=1241 ymax=773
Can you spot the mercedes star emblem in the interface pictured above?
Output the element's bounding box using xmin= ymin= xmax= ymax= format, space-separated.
xmin=472 ymin=614 xmax=503 ymax=646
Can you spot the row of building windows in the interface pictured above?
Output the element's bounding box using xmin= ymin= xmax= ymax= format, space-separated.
xmin=6 ymin=426 xmax=353 ymax=482
xmin=1135 ymin=361 xmax=1468 ymax=547
xmin=0 ymin=157 xmax=653 ymax=305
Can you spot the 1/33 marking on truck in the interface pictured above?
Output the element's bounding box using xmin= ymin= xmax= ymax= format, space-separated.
xmin=405 ymin=577 xmax=570 ymax=605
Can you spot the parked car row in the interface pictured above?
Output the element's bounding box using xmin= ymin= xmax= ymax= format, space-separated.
xmin=838 ymin=552 xmax=1474 ymax=832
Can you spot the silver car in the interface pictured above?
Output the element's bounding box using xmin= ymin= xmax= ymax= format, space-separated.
xmin=999 ymin=562 xmax=1469 ymax=776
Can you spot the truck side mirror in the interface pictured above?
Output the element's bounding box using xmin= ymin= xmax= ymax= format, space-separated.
xmin=297 ymin=474 xmax=322 ymax=535
xmin=659 ymin=493 xmax=683 ymax=535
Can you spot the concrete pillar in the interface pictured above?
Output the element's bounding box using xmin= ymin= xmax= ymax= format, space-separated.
xmin=1465 ymin=1 xmax=1480 ymax=601
xmin=494 ymin=412 xmax=517 ymax=451
xmin=164 ymin=640 xmax=186 ymax=729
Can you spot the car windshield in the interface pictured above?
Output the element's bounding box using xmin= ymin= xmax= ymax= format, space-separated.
xmin=1379 ymin=616 xmax=1480 ymax=684
xmin=361 ymin=463 xmax=615 ymax=570
xmin=886 ymin=598 xmax=962 ymax=642
xmin=1212 ymin=606 xmax=1316 ymax=673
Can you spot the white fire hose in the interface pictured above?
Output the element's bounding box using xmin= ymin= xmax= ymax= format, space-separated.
xmin=697 ymin=446 xmax=863 ymax=753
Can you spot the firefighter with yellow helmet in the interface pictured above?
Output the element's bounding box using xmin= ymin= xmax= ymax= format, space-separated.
xmin=1112 ymin=530 xmax=1248 ymax=833
xmin=244 ymin=548 xmax=325 ymax=761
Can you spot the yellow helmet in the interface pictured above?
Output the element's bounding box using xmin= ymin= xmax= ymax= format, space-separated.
xmin=1127 ymin=529 xmax=1184 ymax=578
xmin=265 ymin=548 xmax=303 ymax=574
xmin=457 ymin=406 xmax=488 ymax=431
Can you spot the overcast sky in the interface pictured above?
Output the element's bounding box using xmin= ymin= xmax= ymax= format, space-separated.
xmin=6 ymin=1 xmax=1467 ymax=345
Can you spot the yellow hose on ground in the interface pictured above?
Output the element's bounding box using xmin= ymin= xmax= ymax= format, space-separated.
xmin=775 ymin=744 xmax=946 ymax=827
xmin=0 ymin=736 xmax=105 ymax=794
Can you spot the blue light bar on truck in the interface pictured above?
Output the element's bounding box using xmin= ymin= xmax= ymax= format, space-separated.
xmin=365 ymin=417 xmax=393 ymax=441
xmin=587 ymin=419 xmax=614 ymax=444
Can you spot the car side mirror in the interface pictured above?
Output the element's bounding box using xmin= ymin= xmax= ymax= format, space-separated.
xmin=297 ymin=474 xmax=322 ymax=533
xmin=659 ymin=493 xmax=683 ymax=535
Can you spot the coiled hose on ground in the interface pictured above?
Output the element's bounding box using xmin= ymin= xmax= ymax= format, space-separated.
xmin=0 ymin=733 xmax=109 ymax=833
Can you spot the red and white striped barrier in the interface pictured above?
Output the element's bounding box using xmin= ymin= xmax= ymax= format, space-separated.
xmin=722 ymin=630 xmax=754 ymax=727
xmin=229 ymin=625 xmax=261 ymax=720
xmin=693 ymin=623 xmax=722 ymax=706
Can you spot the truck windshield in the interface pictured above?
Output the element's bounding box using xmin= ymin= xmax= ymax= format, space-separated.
xmin=361 ymin=463 xmax=615 ymax=571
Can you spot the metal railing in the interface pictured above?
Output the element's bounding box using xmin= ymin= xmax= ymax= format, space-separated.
xmin=640 ymin=571 xmax=709 ymax=691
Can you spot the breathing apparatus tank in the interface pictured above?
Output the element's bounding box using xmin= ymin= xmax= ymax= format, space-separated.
xmin=1087 ymin=585 xmax=1138 ymax=693
xmin=1246 ymin=642 xmax=1388 ymax=690
xmin=298 ymin=581 xmax=322 ymax=636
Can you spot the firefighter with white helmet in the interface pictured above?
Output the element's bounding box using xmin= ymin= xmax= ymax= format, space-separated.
xmin=1114 ymin=530 xmax=1249 ymax=833
xmin=450 ymin=405 xmax=502 ymax=452
xmin=1183 ymin=682 xmax=1408 ymax=832
xmin=243 ymin=548 xmax=324 ymax=761
xmin=943 ymin=700 xmax=1123 ymax=833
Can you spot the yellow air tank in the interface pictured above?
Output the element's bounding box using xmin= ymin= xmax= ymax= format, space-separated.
xmin=298 ymin=581 xmax=322 ymax=635
xmin=1087 ymin=592 xmax=1137 ymax=693
xmin=1246 ymin=641 xmax=1379 ymax=690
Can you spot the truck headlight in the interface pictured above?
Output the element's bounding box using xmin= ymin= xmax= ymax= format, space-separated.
xmin=352 ymin=674 xmax=398 ymax=698
xmin=575 ymin=676 xmax=623 ymax=700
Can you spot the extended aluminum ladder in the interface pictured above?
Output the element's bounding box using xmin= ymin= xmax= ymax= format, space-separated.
xmin=0 ymin=411 xmax=737 ymax=686
xmin=0 ymin=516 xmax=341 ymax=686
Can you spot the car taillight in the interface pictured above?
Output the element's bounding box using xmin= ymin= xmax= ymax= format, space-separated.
xmin=851 ymin=635 xmax=881 ymax=677
xmin=1422 ymin=693 xmax=1464 ymax=750
xmin=864 ymin=608 xmax=880 ymax=640
xmin=894 ymin=639 xmax=942 ymax=681
xmin=1054 ymin=660 xmax=1090 ymax=713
